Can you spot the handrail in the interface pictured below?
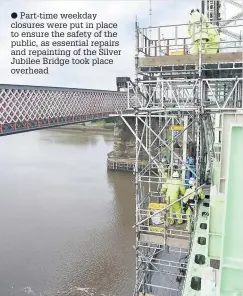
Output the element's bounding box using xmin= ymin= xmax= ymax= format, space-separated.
xmin=137 ymin=18 xmax=243 ymax=57
xmin=138 ymin=19 xmax=243 ymax=32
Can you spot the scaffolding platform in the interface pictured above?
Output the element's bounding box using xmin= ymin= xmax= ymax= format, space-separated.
xmin=138 ymin=52 xmax=243 ymax=78
xmin=140 ymin=224 xmax=190 ymax=249
xmin=138 ymin=52 xmax=242 ymax=67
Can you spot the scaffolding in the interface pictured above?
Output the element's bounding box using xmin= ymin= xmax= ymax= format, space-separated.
xmin=119 ymin=1 xmax=243 ymax=295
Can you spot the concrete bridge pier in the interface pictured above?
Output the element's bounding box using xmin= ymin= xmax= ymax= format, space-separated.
xmin=107 ymin=117 xmax=161 ymax=171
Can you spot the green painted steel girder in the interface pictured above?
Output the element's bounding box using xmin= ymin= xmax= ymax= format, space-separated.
xmin=219 ymin=125 xmax=243 ymax=295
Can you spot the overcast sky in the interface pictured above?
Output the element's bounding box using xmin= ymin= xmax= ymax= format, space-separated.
xmin=0 ymin=0 xmax=241 ymax=90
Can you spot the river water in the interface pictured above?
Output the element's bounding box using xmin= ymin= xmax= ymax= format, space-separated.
xmin=0 ymin=129 xmax=135 ymax=296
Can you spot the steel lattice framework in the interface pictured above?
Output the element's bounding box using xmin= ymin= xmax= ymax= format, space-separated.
xmin=0 ymin=84 xmax=131 ymax=135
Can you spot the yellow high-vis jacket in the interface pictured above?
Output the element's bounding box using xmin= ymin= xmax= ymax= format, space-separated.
xmin=162 ymin=178 xmax=186 ymax=202
xmin=188 ymin=11 xmax=209 ymax=42
xmin=207 ymin=23 xmax=220 ymax=42
xmin=183 ymin=186 xmax=205 ymax=204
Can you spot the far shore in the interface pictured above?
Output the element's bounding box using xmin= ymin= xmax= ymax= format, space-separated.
xmin=53 ymin=122 xmax=115 ymax=133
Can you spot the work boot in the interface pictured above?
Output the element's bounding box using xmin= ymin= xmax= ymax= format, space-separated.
xmin=166 ymin=220 xmax=174 ymax=226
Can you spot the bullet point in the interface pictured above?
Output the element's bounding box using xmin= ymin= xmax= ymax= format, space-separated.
xmin=11 ymin=12 xmax=17 ymax=19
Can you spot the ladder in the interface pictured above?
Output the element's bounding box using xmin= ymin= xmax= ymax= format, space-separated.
xmin=206 ymin=0 xmax=221 ymax=24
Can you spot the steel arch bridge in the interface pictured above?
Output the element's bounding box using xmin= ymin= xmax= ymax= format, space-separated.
xmin=0 ymin=84 xmax=130 ymax=136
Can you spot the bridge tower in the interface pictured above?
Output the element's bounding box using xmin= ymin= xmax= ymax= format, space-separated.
xmin=119 ymin=1 xmax=243 ymax=295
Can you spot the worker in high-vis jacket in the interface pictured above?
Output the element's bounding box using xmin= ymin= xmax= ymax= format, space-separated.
xmin=183 ymin=177 xmax=205 ymax=231
xmin=188 ymin=9 xmax=209 ymax=54
xmin=161 ymin=171 xmax=186 ymax=225
xmin=206 ymin=23 xmax=220 ymax=54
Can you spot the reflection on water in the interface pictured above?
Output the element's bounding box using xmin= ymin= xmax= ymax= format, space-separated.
xmin=0 ymin=129 xmax=135 ymax=296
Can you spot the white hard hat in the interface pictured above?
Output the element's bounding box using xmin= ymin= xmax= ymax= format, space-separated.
xmin=162 ymin=157 xmax=167 ymax=163
xmin=189 ymin=177 xmax=196 ymax=186
xmin=172 ymin=171 xmax=179 ymax=178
